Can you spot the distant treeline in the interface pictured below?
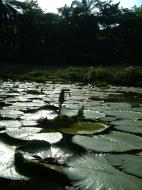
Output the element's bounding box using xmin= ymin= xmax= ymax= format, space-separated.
xmin=0 ymin=0 xmax=142 ymax=66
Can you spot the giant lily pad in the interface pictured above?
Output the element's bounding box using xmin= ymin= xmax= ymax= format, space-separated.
xmin=72 ymin=131 xmax=142 ymax=152
xmin=16 ymin=140 xmax=74 ymax=167
xmin=11 ymin=101 xmax=46 ymax=112
xmin=105 ymin=111 xmax=142 ymax=120
xmin=20 ymin=110 xmax=57 ymax=121
xmin=111 ymin=120 xmax=142 ymax=134
xmin=0 ymin=110 xmax=23 ymax=119
xmin=95 ymin=102 xmax=132 ymax=112
xmin=21 ymin=120 xmax=38 ymax=127
xmin=106 ymin=154 xmax=142 ymax=178
xmin=64 ymin=153 xmax=142 ymax=190
xmin=0 ymin=141 xmax=28 ymax=180
xmin=0 ymin=120 xmax=22 ymax=129
xmin=14 ymin=141 xmax=72 ymax=181
xmin=58 ymin=122 xmax=108 ymax=135
xmin=39 ymin=115 xmax=74 ymax=128
xmin=6 ymin=127 xmax=63 ymax=144
xmin=6 ymin=127 xmax=43 ymax=139
xmin=61 ymin=107 xmax=105 ymax=120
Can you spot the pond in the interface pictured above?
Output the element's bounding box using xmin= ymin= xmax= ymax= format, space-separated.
xmin=0 ymin=80 xmax=142 ymax=190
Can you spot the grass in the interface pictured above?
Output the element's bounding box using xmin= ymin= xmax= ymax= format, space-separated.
xmin=0 ymin=66 xmax=142 ymax=87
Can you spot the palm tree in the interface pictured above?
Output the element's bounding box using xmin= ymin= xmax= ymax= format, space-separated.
xmin=0 ymin=0 xmax=18 ymax=21
xmin=70 ymin=0 xmax=98 ymax=16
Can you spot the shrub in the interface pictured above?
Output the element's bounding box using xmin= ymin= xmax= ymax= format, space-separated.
xmin=58 ymin=67 xmax=85 ymax=82
xmin=86 ymin=67 xmax=113 ymax=83
xmin=113 ymin=68 xmax=142 ymax=86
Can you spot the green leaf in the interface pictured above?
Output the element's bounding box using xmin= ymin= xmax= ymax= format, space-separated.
xmin=16 ymin=140 xmax=74 ymax=166
xmin=21 ymin=110 xmax=57 ymax=121
xmin=0 ymin=120 xmax=22 ymax=129
xmin=106 ymin=154 xmax=142 ymax=178
xmin=0 ymin=110 xmax=23 ymax=119
xmin=106 ymin=111 xmax=142 ymax=120
xmin=6 ymin=127 xmax=43 ymax=139
xmin=59 ymin=122 xmax=108 ymax=135
xmin=64 ymin=154 xmax=142 ymax=190
xmin=11 ymin=101 xmax=46 ymax=112
xmin=14 ymin=141 xmax=72 ymax=181
xmin=61 ymin=107 xmax=105 ymax=119
xmin=111 ymin=120 xmax=142 ymax=134
xmin=0 ymin=141 xmax=28 ymax=180
xmin=72 ymin=131 xmax=142 ymax=152
xmin=6 ymin=127 xmax=63 ymax=144
xmin=84 ymin=110 xmax=105 ymax=120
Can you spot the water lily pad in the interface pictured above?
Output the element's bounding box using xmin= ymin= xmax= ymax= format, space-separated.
xmin=72 ymin=131 xmax=142 ymax=152
xmin=26 ymin=133 xmax=63 ymax=144
xmin=12 ymin=101 xmax=46 ymax=111
xmin=0 ymin=92 xmax=21 ymax=97
xmin=0 ymin=120 xmax=22 ymax=128
xmin=0 ymin=110 xmax=23 ymax=119
xmin=6 ymin=126 xmax=63 ymax=144
xmin=6 ymin=127 xmax=43 ymax=139
xmin=60 ymin=107 xmax=78 ymax=117
xmin=14 ymin=141 xmax=71 ymax=182
xmin=64 ymin=153 xmax=142 ymax=190
xmin=16 ymin=140 xmax=74 ymax=166
xmin=22 ymin=120 xmax=38 ymax=127
xmin=106 ymin=154 xmax=142 ymax=178
xmin=111 ymin=120 xmax=142 ymax=134
xmin=106 ymin=111 xmax=142 ymax=120
xmin=101 ymin=116 xmax=116 ymax=122
xmin=84 ymin=110 xmax=105 ymax=120
xmin=21 ymin=110 xmax=57 ymax=121
xmin=47 ymin=115 xmax=74 ymax=127
xmin=61 ymin=107 xmax=105 ymax=120
xmin=0 ymin=141 xmax=28 ymax=180
xmin=59 ymin=122 xmax=108 ymax=135
xmin=97 ymin=102 xmax=132 ymax=112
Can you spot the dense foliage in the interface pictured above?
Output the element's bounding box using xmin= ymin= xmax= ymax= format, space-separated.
xmin=0 ymin=0 xmax=142 ymax=66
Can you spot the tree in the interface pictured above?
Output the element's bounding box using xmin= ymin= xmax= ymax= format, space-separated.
xmin=71 ymin=0 xmax=97 ymax=16
xmin=0 ymin=0 xmax=18 ymax=21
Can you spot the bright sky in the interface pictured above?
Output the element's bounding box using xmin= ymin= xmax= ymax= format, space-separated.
xmin=37 ymin=0 xmax=142 ymax=13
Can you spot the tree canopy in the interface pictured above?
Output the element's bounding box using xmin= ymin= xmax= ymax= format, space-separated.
xmin=0 ymin=0 xmax=142 ymax=66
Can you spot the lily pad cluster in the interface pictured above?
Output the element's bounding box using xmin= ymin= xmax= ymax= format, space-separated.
xmin=0 ymin=81 xmax=142 ymax=190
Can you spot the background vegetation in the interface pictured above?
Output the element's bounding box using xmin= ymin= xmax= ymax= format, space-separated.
xmin=0 ymin=0 xmax=142 ymax=66
xmin=0 ymin=66 xmax=142 ymax=87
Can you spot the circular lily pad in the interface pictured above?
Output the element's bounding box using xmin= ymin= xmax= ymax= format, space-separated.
xmin=64 ymin=153 xmax=142 ymax=190
xmin=84 ymin=110 xmax=105 ymax=120
xmin=0 ymin=110 xmax=23 ymax=119
xmin=111 ymin=120 xmax=142 ymax=134
xmin=21 ymin=110 xmax=57 ymax=121
xmin=6 ymin=127 xmax=63 ymax=144
xmin=14 ymin=141 xmax=73 ymax=181
xmin=0 ymin=141 xmax=28 ymax=180
xmin=61 ymin=107 xmax=105 ymax=120
xmin=105 ymin=111 xmax=142 ymax=120
xmin=72 ymin=131 xmax=142 ymax=152
xmin=58 ymin=122 xmax=108 ymax=135
xmin=106 ymin=154 xmax=142 ymax=178
xmin=105 ymin=154 xmax=142 ymax=177
xmin=6 ymin=127 xmax=43 ymax=139
xmin=0 ymin=120 xmax=22 ymax=129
